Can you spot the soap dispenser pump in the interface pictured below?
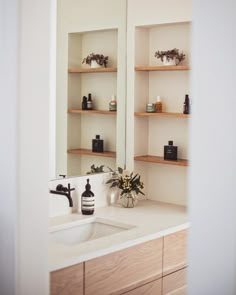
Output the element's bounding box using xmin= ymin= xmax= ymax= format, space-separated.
xmin=81 ymin=179 xmax=95 ymax=215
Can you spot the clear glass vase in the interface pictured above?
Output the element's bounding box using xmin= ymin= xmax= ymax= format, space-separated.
xmin=120 ymin=192 xmax=138 ymax=208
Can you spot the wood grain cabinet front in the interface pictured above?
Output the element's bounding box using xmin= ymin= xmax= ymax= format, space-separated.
xmin=162 ymin=268 xmax=187 ymax=295
xmin=50 ymin=263 xmax=84 ymax=295
xmin=122 ymin=278 xmax=162 ymax=295
xmin=163 ymin=230 xmax=187 ymax=276
xmin=85 ymin=238 xmax=163 ymax=295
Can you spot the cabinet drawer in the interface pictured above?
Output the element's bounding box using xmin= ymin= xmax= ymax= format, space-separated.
xmin=122 ymin=278 xmax=162 ymax=295
xmin=85 ymin=238 xmax=163 ymax=295
xmin=163 ymin=230 xmax=187 ymax=276
xmin=50 ymin=263 xmax=84 ymax=295
xmin=163 ymin=268 xmax=187 ymax=295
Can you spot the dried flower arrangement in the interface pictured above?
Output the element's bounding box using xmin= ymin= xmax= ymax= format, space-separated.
xmin=154 ymin=48 xmax=185 ymax=65
xmin=82 ymin=53 xmax=109 ymax=67
xmin=106 ymin=167 xmax=145 ymax=197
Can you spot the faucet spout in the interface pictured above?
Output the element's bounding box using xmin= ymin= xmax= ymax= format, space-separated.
xmin=50 ymin=183 xmax=75 ymax=207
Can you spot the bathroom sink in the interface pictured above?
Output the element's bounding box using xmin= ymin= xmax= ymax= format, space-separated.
xmin=50 ymin=217 xmax=134 ymax=246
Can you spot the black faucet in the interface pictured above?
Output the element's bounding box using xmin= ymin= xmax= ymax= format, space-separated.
xmin=50 ymin=183 xmax=75 ymax=207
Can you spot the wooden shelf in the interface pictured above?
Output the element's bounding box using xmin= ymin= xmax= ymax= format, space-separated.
xmin=68 ymin=109 xmax=116 ymax=115
xmin=68 ymin=67 xmax=117 ymax=73
xmin=135 ymin=112 xmax=189 ymax=118
xmin=135 ymin=65 xmax=190 ymax=71
xmin=134 ymin=155 xmax=188 ymax=166
xmin=67 ymin=149 xmax=116 ymax=158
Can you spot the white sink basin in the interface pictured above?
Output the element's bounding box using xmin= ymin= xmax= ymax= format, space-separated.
xmin=50 ymin=217 xmax=134 ymax=246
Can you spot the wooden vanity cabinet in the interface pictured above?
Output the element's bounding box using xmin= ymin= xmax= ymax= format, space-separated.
xmin=163 ymin=229 xmax=188 ymax=276
xmin=85 ymin=238 xmax=163 ymax=295
xmin=163 ymin=268 xmax=187 ymax=295
xmin=50 ymin=263 xmax=83 ymax=295
xmin=50 ymin=230 xmax=188 ymax=295
xmin=123 ymin=278 xmax=162 ymax=295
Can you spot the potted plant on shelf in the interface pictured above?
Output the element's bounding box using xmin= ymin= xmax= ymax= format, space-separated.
xmin=82 ymin=53 xmax=109 ymax=68
xmin=154 ymin=48 xmax=185 ymax=66
xmin=86 ymin=164 xmax=105 ymax=174
xmin=106 ymin=167 xmax=145 ymax=208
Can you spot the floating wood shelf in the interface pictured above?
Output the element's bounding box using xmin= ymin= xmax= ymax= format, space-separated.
xmin=135 ymin=112 xmax=189 ymax=118
xmin=68 ymin=109 xmax=117 ymax=115
xmin=68 ymin=149 xmax=116 ymax=158
xmin=135 ymin=65 xmax=190 ymax=71
xmin=134 ymin=155 xmax=188 ymax=166
xmin=68 ymin=67 xmax=117 ymax=73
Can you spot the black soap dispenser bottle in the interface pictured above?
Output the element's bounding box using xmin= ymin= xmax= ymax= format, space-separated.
xmin=164 ymin=141 xmax=178 ymax=161
xmin=92 ymin=135 xmax=104 ymax=153
xmin=81 ymin=179 xmax=95 ymax=215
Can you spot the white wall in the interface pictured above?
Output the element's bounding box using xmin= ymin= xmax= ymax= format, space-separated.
xmin=49 ymin=172 xmax=118 ymax=217
xmin=0 ymin=1 xmax=18 ymax=294
xmin=189 ymin=0 xmax=236 ymax=294
xmin=16 ymin=0 xmax=52 ymax=294
xmin=0 ymin=0 xmax=52 ymax=294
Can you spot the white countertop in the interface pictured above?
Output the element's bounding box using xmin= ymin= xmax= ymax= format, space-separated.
xmin=49 ymin=200 xmax=189 ymax=271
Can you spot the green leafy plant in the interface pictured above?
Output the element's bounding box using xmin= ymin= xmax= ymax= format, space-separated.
xmin=86 ymin=164 xmax=105 ymax=174
xmin=106 ymin=167 xmax=145 ymax=196
xmin=82 ymin=53 xmax=109 ymax=67
xmin=154 ymin=48 xmax=185 ymax=65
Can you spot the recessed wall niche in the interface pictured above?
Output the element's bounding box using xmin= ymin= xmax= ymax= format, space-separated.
xmin=67 ymin=29 xmax=118 ymax=176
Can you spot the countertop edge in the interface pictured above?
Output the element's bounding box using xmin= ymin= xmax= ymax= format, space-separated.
xmin=50 ymin=222 xmax=190 ymax=271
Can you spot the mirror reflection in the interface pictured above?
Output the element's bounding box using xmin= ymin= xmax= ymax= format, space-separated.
xmin=55 ymin=0 xmax=127 ymax=179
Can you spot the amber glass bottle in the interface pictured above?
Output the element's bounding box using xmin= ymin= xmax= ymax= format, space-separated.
xmin=155 ymin=96 xmax=162 ymax=113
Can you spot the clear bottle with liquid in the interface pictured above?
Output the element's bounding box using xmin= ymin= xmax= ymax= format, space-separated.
xmin=109 ymin=94 xmax=117 ymax=111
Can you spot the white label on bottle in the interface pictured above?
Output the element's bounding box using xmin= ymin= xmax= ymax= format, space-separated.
xmin=82 ymin=196 xmax=95 ymax=210
xmin=82 ymin=197 xmax=95 ymax=201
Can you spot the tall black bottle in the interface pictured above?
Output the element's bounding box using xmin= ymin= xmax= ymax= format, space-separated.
xmin=82 ymin=96 xmax=87 ymax=110
xmin=183 ymin=94 xmax=190 ymax=114
xmin=81 ymin=179 xmax=95 ymax=215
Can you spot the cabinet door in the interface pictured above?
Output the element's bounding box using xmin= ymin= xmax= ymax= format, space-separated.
xmin=50 ymin=263 xmax=84 ymax=295
xmin=123 ymin=278 xmax=162 ymax=295
xmin=163 ymin=230 xmax=187 ymax=276
xmin=85 ymin=238 xmax=163 ymax=295
xmin=162 ymin=268 xmax=187 ymax=295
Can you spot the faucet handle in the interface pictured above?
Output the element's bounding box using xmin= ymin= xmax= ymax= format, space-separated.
xmin=56 ymin=184 xmax=68 ymax=192
xmin=68 ymin=183 xmax=75 ymax=192
xmin=59 ymin=174 xmax=66 ymax=178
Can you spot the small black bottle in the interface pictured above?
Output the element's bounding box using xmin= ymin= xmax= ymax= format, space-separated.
xmin=81 ymin=179 xmax=95 ymax=215
xmin=183 ymin=94 xmax=190 ymax=114
xmin=82 ymin=96 xmax=87 ymax=110
xmin=164 ymin=141 xmax=178 ymax=161
xmin=87 ymin=93 xmax=93 ymax=110
xmin=92 ymin=135 xmax=104 ymax=153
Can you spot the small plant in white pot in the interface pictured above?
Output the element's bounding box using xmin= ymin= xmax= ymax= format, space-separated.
xmin=82 ymin=53 xmax=109 ymax=68
xmin=154 ymin=48 xmax=185 ymax=66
